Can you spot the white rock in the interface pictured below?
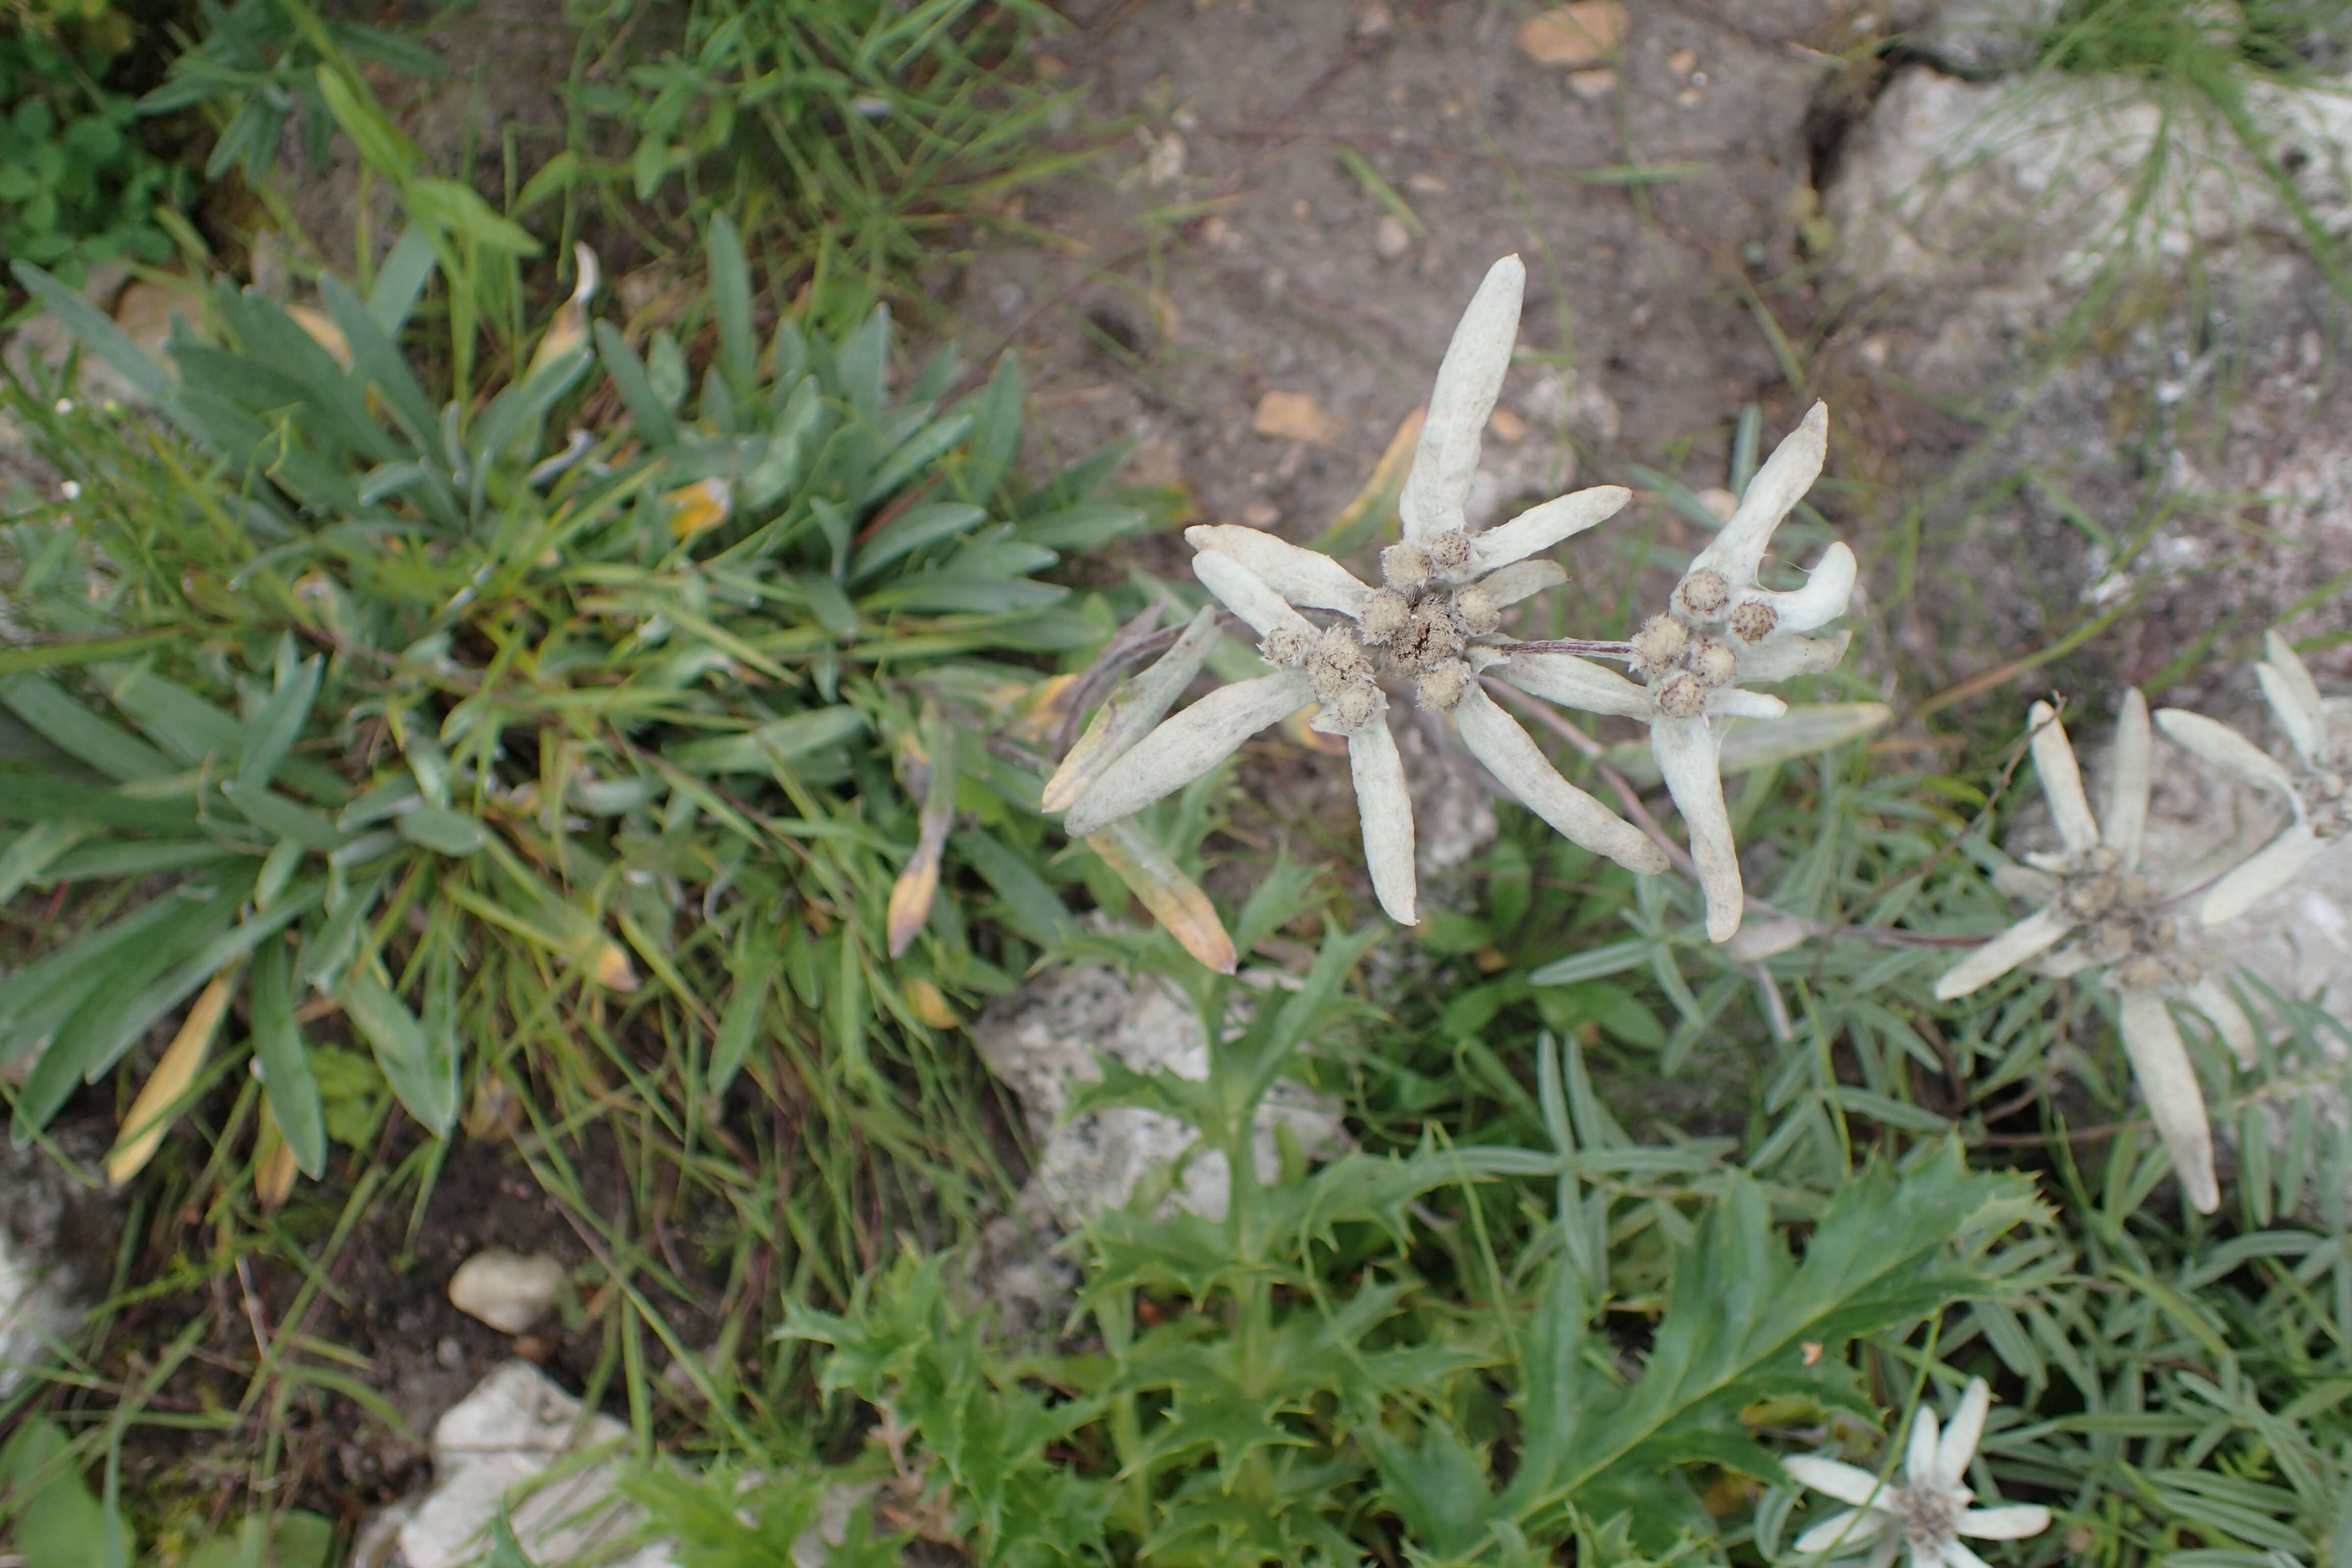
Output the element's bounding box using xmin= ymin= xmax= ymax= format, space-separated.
xmin=0 ymin=1143 xmax=103 ymax=1400
xmin=360 ymin=1360 xmax=670 ymax=1568
xmin=447 ymin=1251 xmax=566 ymax=1335
xmin=1827 ymin=67 xmax=2352 ymax=327
xmin=1901 ymin=0 xmax=2062 ymax=76
xmin=352 ymin=1362 xmax=886 ymax=1568
xmin=972 ymin=965 xmax=1345 ymax=1233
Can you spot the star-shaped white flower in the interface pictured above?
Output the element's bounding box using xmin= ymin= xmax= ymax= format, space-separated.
xmin=2155 ymin=630 xmax=2348 ymax=925
xmin=1785 ymin=1378 xmax=2051 ymax=1568
xmin=1486 ymin=404 xmax=1857 ymax=941
xmin=1060 ymin=255 xmax=1669 ymax=924
xmin=1933 ymin=692 xmax=2251 ymax=1213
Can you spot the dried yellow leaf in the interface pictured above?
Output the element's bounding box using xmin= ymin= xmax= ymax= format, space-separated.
xmin=254 ymin=1102 xmax=298 ymax=1211
xmin=905 ymin=978 xmax=959 ymax=1030
xmin=107 ymin=970 xmax=238 ymax=1186
xmin=463 ymin=1074 xmax=523 ymax=1143
xmin=1089 ymin=821 xmax=1236 ymax=974
xmin=285 ymin=304 xmax=352 ymax=369
xmin=593 ymin=939 xmax=641 ymax=992
xmin=528 ymin=243 xmax=601 ymax=377
xmin=666 ymin=477 xmax=734 ymax=541
xmin=1283 ymin=706 xmax=1350 ymax=757
xmin=886 ymin=843 xmax=942 ymax=959
xmin=1011 ymin=673 xmax=1080 ymax=745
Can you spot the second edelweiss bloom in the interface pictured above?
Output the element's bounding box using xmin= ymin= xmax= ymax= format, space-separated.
xmin=1933 ymin=694 xmax=2251 ymax=1213
xmin=1490 ymin=403 xmax=1858 ymax=941
xmin=1062 ymin=255 xmax=1668 ymax=925
xmin=2155 ymin=630 xmax=2349 ymax=925
xmin=1785 ymin=1378 xmax=2051 ymax=1568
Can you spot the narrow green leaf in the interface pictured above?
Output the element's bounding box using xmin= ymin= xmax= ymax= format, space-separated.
xmin=10 ymin=262 xmax=174 ymax=403
xmin=336 ymin=968 xmax=458 ymax=1136
xmin=708 ymin=213 xmax=756 ymax=396
xmin=595 ymin=321 xmax=678 ymax=448
xmin=0 ymin=675 xmax=173 ymax=782
xmin=395 ymin=806 xmax=490 ymax=856
xmin=251 ymin=942 xmax=328 ymax=1178
xmin=238 ymin=651 xmax=323 ymax=793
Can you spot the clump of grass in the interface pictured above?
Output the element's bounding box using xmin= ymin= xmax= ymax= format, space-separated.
xmin=543 ymin=0 xmax=1090 ymax=330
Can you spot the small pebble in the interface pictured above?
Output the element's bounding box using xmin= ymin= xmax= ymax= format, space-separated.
xmin=1668 ymin=48 xmax=1698 ymax=77
xmin=1374 ymin=215 xmax=1412 ymax=259
xmin=447 ymin=1250 xmax=566 ymax=1335
xmin=1567 ymin=68 xmax=1617 ymax=100
xmin=1240 ymin=502 xmax=1281 ymax=528
xmin=435 ymin=1336 xmax=466 ymax=1370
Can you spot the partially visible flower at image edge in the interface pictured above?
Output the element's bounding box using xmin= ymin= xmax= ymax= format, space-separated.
xmin=2155 ymin=629 xmax=2350 ymax=925
xmin=1932 ymin=692 xmax=2253 ymax=1214
xmin=1059 ymin=254 xmax=1669 ymax=924
xmin=1488 ymin=401 xmax=1857 ymax=941
xmin=1784 ymin=1377 xmax=2051 ymax=1568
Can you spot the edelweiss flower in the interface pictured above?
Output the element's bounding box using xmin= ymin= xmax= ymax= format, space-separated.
xmin=1487 ymin=404 xmax=1857 ymax=941
xmin=1061 ymin=255 xmax=1669 ymax=923
xmin=1933 ymin=693 xmax=2251 ymax=1213
xmin=1786 ymin=1378 xmax=2051 ymax=1568
xmin=2155 ymin=631 xmax=2349 ymax=925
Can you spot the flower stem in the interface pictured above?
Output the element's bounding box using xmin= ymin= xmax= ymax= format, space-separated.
xmin=1491 ymin=638 xmax=1637 ymax=660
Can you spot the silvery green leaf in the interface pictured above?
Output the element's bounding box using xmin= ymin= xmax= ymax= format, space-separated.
xmin=2118 ymin=990 xmax=2219 ymax=1213
xmin=1185 ymin=524 xmax=1374 ymax=617
xmin=1690 ymin=401 xmax=1826 ymax=587
xmin=1400 ymin=255 xmax=1524 ymax=542
xmin=1043 ymin=605 xmax=1223 ymax=813
xmin=2027 ymin=701 xmax=2101 ymax=857
xmin=1469 ymin=485 xmax=1627 ymax=572
xmin=1347 ymin=719 xmax=1417 ymax=925
xmin=1735 ymin=630 xmax=1850 ymax=684
xmin=2258 ymin=630 xmax=2330 ymax=766
xmin=1702 ymin=689 xmax=1787 ymax=721
xmin=2186 ymin=976 xmax=2257 ymax=1069
xmin=1453 ymin=686 xmax=1665 ymax=874
xmin=1064 ymin=672 xmax=1311 ymax=837
xmin=1476 ymin=558 xmax=1566 ymax=608
xmin=1602 ymin=702 xmax=1891 ymax=783
xmin=2199 ymin=823 xmax=2329 ymax=925
xmin=2154 ymin=707 xmax=2297 ymax=799
xmin=1494 ymin=651 xmax=1650 ymax=719
xmin=1192 ymin=551 xmax=1316 ymax=640
xmin=1651 ymin=716 xmax=1743 ymax=942
xmin=1933 ymin=906 xmax=2077 ymax=1000
xmin=1755 ymin=540 xmax=1856 ymax=632
xmin=2103 ymin=689 xmax=2151 ymax=865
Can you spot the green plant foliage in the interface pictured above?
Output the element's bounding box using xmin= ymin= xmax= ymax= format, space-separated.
xmin=0 ymin=30 xmax=188 ymax=279
xmin=691 ymin=910 xmax=2051 ymax=1565
xmin=0 ymin=212 xmax=1143 ymax=1262
xmin=550 ymin=0 xmax=1079 ymax=327
xmin=135 ymin=0 xmax=444 ymax=181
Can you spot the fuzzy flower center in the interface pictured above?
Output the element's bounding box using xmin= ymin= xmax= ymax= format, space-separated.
xmin=1630 ymin=610 xmax=1739 ymax=720
xmin=2296 ymin=753 xmax=2350 ymax=839
xmin=1264 ymin=624 xmax=1386 ymax=733
xmin=2051 ymin=847 xmax=2197 ymax=991
xmin=1363 ymin=529 xmax=1501 ymax=712
xmin=1894 ymin=1481 xmax=1965 ymax=1552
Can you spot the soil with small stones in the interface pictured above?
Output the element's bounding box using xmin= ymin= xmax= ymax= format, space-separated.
xmin=82 ymin=1124 xmax=729 ymax=1539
